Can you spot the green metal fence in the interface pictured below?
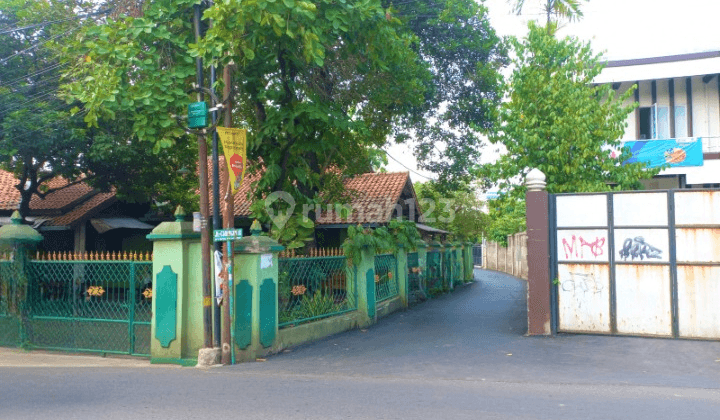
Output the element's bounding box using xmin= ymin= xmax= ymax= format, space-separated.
xmin=453 ymin=251 xmax=464 ymax=285
xmin=0 ymin=259 xmax=21 ymax=347
xmin=278 ymin=255 xmax=356 ymax=328
xmin=374 ymin=254 xmax=398 ymax=303
xmin=0 ymin=257 xmax=153 ymax=356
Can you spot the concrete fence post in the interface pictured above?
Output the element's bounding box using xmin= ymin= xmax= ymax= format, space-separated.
xmin=147 ymin=207 xmax=204 ymax=366
xmin=416 ymin=240 xmax=428 ymax=296
xmin=354 ymin=246 xmax=377 ymax=324
xmin=232 ymin=221 xmax=284 ymax=362
xmin=396 ymin=244 xmax=409 ymax=308
xmin=0 ymin=210 xmax=44 ymax=346
xmin=443 ymin=243 xmax=453 ymax=290
xmin=464 ymin=242 xmax=474 ymax=281
xmin=525 ymin=169 xmax=552 ymax=336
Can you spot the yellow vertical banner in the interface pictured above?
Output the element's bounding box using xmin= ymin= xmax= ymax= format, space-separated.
xmin=216 ymin=127 xmax=247 ymax=193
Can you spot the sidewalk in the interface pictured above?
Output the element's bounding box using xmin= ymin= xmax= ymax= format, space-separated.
xmin=0 ymin=348 xmax=156 ymax=368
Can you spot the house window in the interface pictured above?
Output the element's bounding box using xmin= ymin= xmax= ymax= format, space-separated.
xmin=674 ymin=105 xmax=688 ymax=138
xmin=653 ymin=105 xmax=670 ymax=139
xmin=639 ymin=107 xmax=652 ymax=139
xmin=639 ymin=104 xmax=670 ymax=140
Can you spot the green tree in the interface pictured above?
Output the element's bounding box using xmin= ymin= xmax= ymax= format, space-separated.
xmin=481 ymin=22 xmax=657 ymax=244
xmin=390 ymin=0 xmax=507 ymax=191
xmin=0 ymin=0 xmax=199 ymax=218
xmin=0 ymin=0 xmax=99 ymax=217
xmin=64 ymin=0 xmax=429 ymax=225
xmin=414 ymin=180 xmax=489 ymax=242
xmin=511 ymin=0 xmax=588 ymax=24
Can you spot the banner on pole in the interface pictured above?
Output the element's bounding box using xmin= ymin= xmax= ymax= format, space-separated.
xmin=216 ymin=127 xmax=247 ymax=193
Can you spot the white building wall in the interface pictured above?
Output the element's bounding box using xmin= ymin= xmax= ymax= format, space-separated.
xmin=673 ymin=77 xmax=688 ymax=138
xmin=638 ymin=81 xmax=652 ymax=107
xmin=656 ymin=79 xmax=670 ymax=107
xmin=691 ymin=76 xmax=707 ymax=137
xmin=704 ymin=76 xmax=720 ymax=153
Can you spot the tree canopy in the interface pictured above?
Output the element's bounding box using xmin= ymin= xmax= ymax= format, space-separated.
xmin=414 ymin=180 xmax=489 ymax=242
xmin=511 ymin=0 xmax=588 ymax=24
xmin=388 ymin=0 xmax=507 ymax=191
xmin=61 ymin=0 xmax=507 ymax=237
xmin=0 ymin=0 xmax=199 ymax=218
xmin=481 ymin=22 xmax=657 ymax=243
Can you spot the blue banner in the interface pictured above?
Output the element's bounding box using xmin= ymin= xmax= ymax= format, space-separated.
xmin=623 ymin=138 xmax=704 ymax=168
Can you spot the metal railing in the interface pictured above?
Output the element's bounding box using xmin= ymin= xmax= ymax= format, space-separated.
xmin=0 ymin=259 xmax=20 ymax=347
xmin=473 ymin=245 xmax=482 ymax=266
xmin=374 ymin=254 xmax=398 ymax=303
xmin=0 ymin=251 xmax=153 ymax=356
xmin=278 ymin=249 xmax=356 ymax=328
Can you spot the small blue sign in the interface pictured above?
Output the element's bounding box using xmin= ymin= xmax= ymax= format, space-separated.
xmin=623 ymin=138 xmax=704 ymax=168
xmin=213 ymin=228 xmax=243 ymax=242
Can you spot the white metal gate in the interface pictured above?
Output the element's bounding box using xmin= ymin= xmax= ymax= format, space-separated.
xmin=550 ymin=190 xmax=720 ymax=339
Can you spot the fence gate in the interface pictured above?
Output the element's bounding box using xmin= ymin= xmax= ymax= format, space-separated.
xmin=550 ymin=190 xmax=720 ymax=339
xmin=0 ymin=254 xmax=153 ymax=355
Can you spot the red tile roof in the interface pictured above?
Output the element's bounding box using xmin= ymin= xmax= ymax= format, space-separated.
xmin=46 ymin=191 xmax=116 ymax=227
xmin=0 ymin=170 xmax=98 ymax=214
xmin=316 ymin=172 xmax=411 ymax=225
xmin=223 ymin=166 xmax=411 ymax=225
xmin=0 ymin=169 xmax=116 ymax=226
xmin=0 ymin=170 xmax=20 ymax=211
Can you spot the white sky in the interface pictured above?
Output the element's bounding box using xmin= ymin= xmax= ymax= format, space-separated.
xmin=384 ymin=0 xmax=720 ymax=182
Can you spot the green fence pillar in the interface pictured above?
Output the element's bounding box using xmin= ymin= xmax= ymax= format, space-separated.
xmin=0 ymin=211 xmax=43 ymax=347
xmin=395 ymin=245 xmax=408 ymax=308
xmin=147 ymin=207 xmax=203 ymax=366
xmin=453 ymin=242 xmax=463 ymax=285
xmin=464 ymin=242 xmax=474 ymax=282
xmin=443 ymin=243 xmax=453 ymax=290
xmin=428 ymin=239 xmax=442 ymax=293
xmin=416 ymin=240 xmax=428 ymax=297
xmin=353 ymin=246 xmax=376 ymax=323
xmin=232 ymin=221 xmax=283 ymax=362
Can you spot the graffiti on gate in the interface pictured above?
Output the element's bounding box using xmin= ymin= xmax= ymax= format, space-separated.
xmin=561 ymin=235 xmax=606 ymax=260
xmin=562 ymin=271 xmax=603 ymax=297
xmin=618 ymin=237 xmax=662 ymax=261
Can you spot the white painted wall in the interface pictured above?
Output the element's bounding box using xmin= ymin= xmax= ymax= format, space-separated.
xmin=617 ymin=75 xmax=720 ymax=148
xmin=638 ymin=80 xmax=652 ymax=107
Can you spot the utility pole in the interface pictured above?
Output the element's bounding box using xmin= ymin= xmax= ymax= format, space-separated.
xmin=221 ymin=63 xmax=234 ymax=365
xmin=193 ymin=3 xmax=213 ymax=350
xmin=211 ymin=64 xmax=222 ymax=349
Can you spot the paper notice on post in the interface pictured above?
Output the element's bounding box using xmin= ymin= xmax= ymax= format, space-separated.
xmin=260 ymin=253 xmax=273 ymax=269
xmin=214 ymin=250 xmax=224 ymax=303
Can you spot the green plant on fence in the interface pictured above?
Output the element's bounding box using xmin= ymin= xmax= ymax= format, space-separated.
xmin=278 ymin=270 xmax=291 ymax=307
xmin=387 ymin=220 xmax=422 ymax=251
xmin=342 ymin=220 xmax=421 ymax=265
xmin=342 ymin=225 xmax=393 ymax=265
xmin=291 ymin=290 xmax=343 ymax=320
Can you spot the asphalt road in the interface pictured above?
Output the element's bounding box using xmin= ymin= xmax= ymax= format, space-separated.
xmin=2 ymin=269 xmax=719 ymax=419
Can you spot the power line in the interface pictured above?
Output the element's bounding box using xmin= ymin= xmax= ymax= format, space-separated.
xmin=0 ymin=62 xmax=66 ymax=88
xmin=0 ymin=25 xmax=81 ymax=65
xmin=382 ymin=149 xmax=435 ymax=180
xmin=1 ymin=88 xmax=63 ymax=114
xmin=0 ymin=106 xmax=85 ymax=142
xmin=0 ymin=72 xmax=64 ymax=99
xmin=0 ymin=9 xmax=112 ymax=35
